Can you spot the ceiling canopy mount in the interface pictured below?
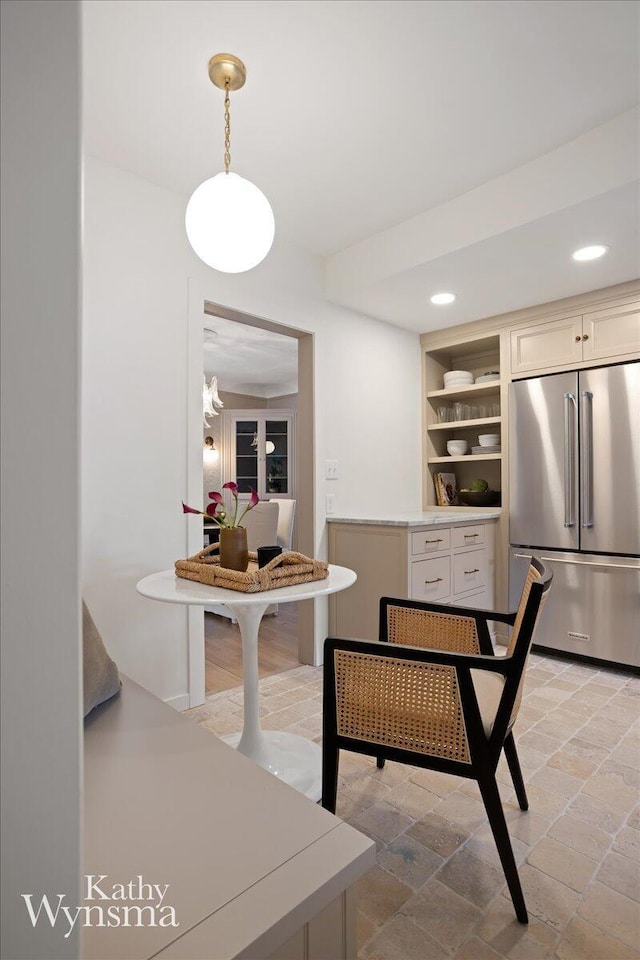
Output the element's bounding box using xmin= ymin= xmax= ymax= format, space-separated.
xmin=207 ymin=53 xmax=247 ymax=92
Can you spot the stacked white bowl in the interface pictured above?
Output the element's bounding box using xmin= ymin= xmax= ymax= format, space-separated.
xmin=478 ymin=434 xmax=500 ymax=447
xmin=443 ymin=369 xmax=473 ymax=389
xmin=447 ymin=440 xmax=468 ymax=456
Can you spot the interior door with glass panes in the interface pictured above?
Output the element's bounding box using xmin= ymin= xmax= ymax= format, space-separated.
xmin=234 ymin=418 xmax=259 ymax=495
xmin=224 ymin=411 xmax=295 ymax=501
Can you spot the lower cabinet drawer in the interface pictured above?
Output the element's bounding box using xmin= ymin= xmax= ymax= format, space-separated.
xmin=455 ymin=589 xmax=490 ymax=611
xmin=411 ymin=528 xmax=451 ymax=556
xmin=453 ymin=549 xmax=486 ymax=595
xmin=411 ymin=556 xmax=451 ymax=602
xmin=452 ymin=524 xmax=485 ymax=549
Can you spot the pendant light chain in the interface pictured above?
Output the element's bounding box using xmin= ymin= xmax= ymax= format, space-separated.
xmin=223 ymin=78 xmax=231 ymax=174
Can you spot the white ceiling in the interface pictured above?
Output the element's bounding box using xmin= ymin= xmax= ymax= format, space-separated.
xmin=83 ymin=0 xmax=640 ymax=332
xmin=203 ymin=315 xmax=297 ymax=397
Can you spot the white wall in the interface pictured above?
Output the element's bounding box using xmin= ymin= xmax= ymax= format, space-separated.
xmin=268 ymin=393 xmax=299 ymax=408
xmin=1 ymin=2 xmax=82 ymax=957
xmin=82 ymin=155 xmax=421 ymax=704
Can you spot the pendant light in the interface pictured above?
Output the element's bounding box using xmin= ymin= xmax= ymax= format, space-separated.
xmin=186 ymin=54 xmax=275 ymax=273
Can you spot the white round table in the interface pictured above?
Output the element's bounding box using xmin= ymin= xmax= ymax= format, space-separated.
xmin=136 ymin=565 xmax=356 ymax=801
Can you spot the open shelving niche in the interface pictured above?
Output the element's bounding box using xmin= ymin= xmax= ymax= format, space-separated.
xmin=423 ymin=333 xmax=505 ymax=510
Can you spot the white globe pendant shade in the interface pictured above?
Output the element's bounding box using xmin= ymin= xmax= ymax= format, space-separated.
xmin=185 ymin=171 xmax=275 ymax=273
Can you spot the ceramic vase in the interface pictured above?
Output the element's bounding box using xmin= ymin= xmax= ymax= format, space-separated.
xmin=219 ymin=527 xmax=249 ymax=572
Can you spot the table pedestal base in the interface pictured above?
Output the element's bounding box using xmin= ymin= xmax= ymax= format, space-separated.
xmin=223 ymin=730 xmax=322 ymax=802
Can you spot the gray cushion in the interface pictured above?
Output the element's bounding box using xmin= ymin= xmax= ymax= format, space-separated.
xmin=242 ymin=500 xmax=280 ymax=551
xmin=470 ymin=668 xmax=505 ymax=736
xmin=83 ymin=602 xmax=120 ymax=717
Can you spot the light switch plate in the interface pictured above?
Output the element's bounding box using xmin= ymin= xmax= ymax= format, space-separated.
xmin=326 ymin=494 xmax=335 ymax=514
xmin=325 ymin=460 xmax=339 ymax=480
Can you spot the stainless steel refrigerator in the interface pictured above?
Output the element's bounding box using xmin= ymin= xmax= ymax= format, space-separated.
xmin=509 ymin=361 xmax=640 ymax=669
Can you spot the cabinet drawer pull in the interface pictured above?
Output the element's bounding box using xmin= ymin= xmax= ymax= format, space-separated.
xmin=463 ymin=533 xmax=479 ymax=539
xmin=425 ymin=538 xmax=443 ymax=544
xmin=464 ymin=568 xmax=480 ymax=574
xmin=425 ymin=577 xmax=443 ymax=584
xmin=582 ymin=334 xmax=589 ymax=342
xmin=575 ymin=335 xmax=582 ymax=342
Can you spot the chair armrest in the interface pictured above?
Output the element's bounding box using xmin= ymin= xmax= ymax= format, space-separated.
xmin=325 ymin=635 xmax=516 ymax=676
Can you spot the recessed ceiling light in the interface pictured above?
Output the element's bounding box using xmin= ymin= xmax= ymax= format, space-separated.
xmin=431 ymin=292 xmax=456 ymax=305
xmin=571 ymin=244 xmax=609 ymax=262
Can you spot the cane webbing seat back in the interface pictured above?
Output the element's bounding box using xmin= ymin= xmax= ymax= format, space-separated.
xmin=334 ymin=650 xmax=470 ymax=763
xmin=385 ymin=604 xmax=481 ymax=654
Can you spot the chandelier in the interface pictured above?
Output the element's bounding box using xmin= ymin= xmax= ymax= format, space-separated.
xmin=203 ymin=375 xmax=223 ymax=426
xmin=186 ymin=54 xmax=275 ymax=273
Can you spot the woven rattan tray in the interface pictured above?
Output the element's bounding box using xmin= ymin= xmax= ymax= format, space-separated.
xmin=175 ymin=542 xmax=329 ymax=593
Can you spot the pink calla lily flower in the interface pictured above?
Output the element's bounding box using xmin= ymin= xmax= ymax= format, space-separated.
xmin=182 ymin=483 xmax=259 ymax=529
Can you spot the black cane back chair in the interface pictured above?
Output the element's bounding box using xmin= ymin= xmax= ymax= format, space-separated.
xmin=322 ymin=556 xmax=552 ymax=924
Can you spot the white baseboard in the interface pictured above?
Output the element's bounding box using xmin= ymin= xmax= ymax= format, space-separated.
xmin=164 ymin=693 xmax=191 ymax=712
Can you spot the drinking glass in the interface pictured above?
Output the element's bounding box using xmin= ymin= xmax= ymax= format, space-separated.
xmin=453 ymin=402 xmax=464 ymax=421
xmin=437 ymin=406 xmax=450 ymax=423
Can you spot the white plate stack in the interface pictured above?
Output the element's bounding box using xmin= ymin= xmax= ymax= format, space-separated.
xmin=443 ymin=369 xmax=473 ymax=389
xmin=473 ymin=433 xmax=501 ymax=454
xmin=472 ymin=445 xmax=501 ymax=454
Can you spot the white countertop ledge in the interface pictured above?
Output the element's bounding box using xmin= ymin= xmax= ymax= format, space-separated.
xmin=326 ymin=511 xmax=500 ymax=527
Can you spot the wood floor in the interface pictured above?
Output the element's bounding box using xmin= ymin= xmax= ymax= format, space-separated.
xmin=204 ymin=603 xmax=301 ymax=694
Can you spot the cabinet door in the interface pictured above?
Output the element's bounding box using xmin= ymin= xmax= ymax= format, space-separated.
xmin=510 ymin=315 xmax=583 ymax=375
xmin=582 ymin=300 xmax=640 ymax=362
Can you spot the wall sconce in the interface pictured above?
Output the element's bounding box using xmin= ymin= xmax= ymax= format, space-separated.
xmin=203 ymin=436 xmax=219 ymax=463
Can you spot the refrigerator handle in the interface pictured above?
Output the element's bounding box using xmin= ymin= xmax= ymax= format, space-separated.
xmin=563 ymin=393 xmax=577 ymax=528
xmin=581 ymin=390 xmax=593 ymax=529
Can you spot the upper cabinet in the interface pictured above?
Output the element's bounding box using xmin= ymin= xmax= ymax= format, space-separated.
xmin=510 ymin=298 xmax=640 ymax=377
xmin=510 ymin=315 xmax=582 ymax=374
xmin=582 ymin=300 xmax=640 ymax=363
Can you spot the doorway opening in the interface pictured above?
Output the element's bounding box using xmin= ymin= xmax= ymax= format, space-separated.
xmin=187 ymin=299 xmax=315 ymax=702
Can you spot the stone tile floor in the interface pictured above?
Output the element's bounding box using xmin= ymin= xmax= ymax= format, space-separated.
xmin=185 ymin=654 xmax=640 ymax=959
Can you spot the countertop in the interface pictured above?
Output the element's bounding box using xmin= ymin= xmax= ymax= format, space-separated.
xmin=326 ymin=511 xmax=500 ymax=528
xmin=84 ymin=678 xmax=374 ymax=959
